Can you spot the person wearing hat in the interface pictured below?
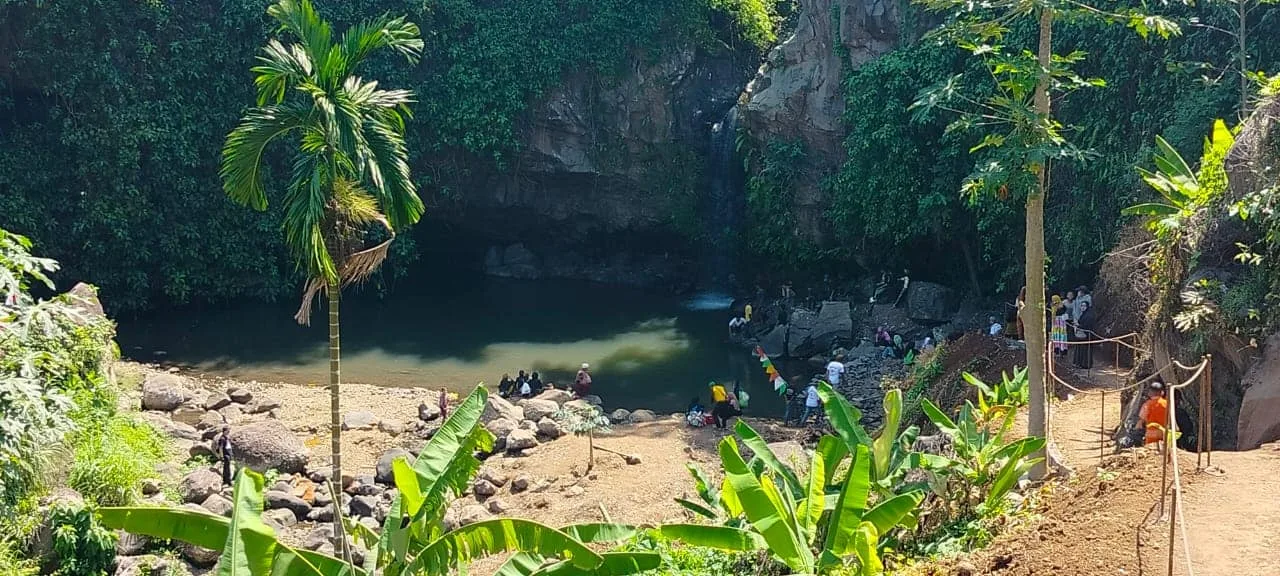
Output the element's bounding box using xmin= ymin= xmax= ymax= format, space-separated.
xmin=573 ymin=363 xmax=592 ymax=398
xmin=1139 ymin=381 xmax=1170 ymax=451
xmin=708 ymin=381 xmax=732 ymax=429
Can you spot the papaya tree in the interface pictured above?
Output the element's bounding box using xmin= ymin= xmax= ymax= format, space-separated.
xmin=219 ymin=0 xmax=426 ymax=543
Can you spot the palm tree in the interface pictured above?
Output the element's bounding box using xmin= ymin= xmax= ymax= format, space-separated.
xmin=219 ymin=0 xmax=424 ymax=547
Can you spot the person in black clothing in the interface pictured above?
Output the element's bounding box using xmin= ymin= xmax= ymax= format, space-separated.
xmin=214 ymin=425 xmax=234 ymax=485
xmin=1073 ymin=300 xmax=1096 ymax=368
xmin=529 ymin=371 xmax=544 ymax=392
xmin=498 ymin=373 xmax=516 ymax=397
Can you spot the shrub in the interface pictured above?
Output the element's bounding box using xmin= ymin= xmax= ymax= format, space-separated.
xmin=0 ymin=537 xmax=38 ymax=576
xmin=47 ymin=502 xmax=116 ymax=576
xmin=69 ymin=416 xmax=167 ymax=506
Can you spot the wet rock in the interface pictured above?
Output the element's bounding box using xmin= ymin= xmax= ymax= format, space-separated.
xmin=218 ymin=404 xmax=244 ymax=422
xmin=140 ymin=478 xmax=162 ymax=496
xmin=265 ymin=490 xmax=312 ymax=518
xmin=609 ymin=409 xmax=631 ymax=424
xmin=141 ymin=373 xmax=191 ymax=411
xmin=227 ymin=387 xmax=254 ymax=404
xmin=342 ymin=411 xmax=379 ymax=430
xmin=179 ymin=468 xmax=223 ymax=503
xmin=506 ymin=429 xmax=539 ymax=451
xmin=519 ymin=398 xmax=560 ymax=421
xmin=200 ymin=493 xmax=234 ymax=517
xmin=229 ymin=420 xmax=310 ymax=473
xmin=759 ymin=325 xmax=788 ymax=357
xmin=203 ymin=392 xmax=232 ymax=411
xmin=376 ymin=448 xmax=412 ymax=485
xmin=628 ymin=409 xmax=657 ymax=423
xmin=196 ymin=410 xmax=226 ymax=431
xmin=418 ymin=401 xmax=441 ymax=422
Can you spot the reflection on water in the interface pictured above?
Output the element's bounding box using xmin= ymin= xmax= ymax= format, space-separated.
xmin=116 ymin=271 xmax=790 ymax=415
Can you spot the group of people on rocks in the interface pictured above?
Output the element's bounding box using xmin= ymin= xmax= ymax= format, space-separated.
xmin=496 ymin=363 xmax=595 ymax=400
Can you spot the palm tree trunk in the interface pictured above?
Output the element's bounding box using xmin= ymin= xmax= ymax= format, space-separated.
xmin=327 ymin=279 xmax=347 ymax=554
xmin=1026 ymin=5 xmax=1054 ymax=480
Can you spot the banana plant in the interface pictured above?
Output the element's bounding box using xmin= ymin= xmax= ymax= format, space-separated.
xmin=663 ymin=436 xmax=922 ymax=575
xmin=100 ymin=469 xmax=355 ymax=576
xmin=493 ymin=524 xmax=661 ymax=575
xmin=818 ymin=385 xmax=922 ymax=493
xmin=964 ymin=367 xmax=1029 ymax=414
xmin=919 ymin=398 xmax=1045 ymax=514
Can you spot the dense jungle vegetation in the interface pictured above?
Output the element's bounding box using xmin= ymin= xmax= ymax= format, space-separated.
xmin=752 ymin=0 xmax=1280 ymax=293
xmin=0 ymin=0 xmax=776 ymax=313
xmin=1 ymin=0 xmax=1277 ymax=311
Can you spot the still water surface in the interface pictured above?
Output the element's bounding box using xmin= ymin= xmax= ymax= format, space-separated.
xmin=116 ymin=271 xmax=788 ymax=416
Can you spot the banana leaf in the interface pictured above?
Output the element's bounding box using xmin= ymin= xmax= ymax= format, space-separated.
xmin=872 ymin=389 xmax=903 ymax=482
xmin=401 ymin=518 xmax=602 ymax=575
xmin=734 ymin=420 xmax=804 ymax=498
xmin=823 ymin=445 xmax=871 ymax=560
xmin=718 ymin=437 xmax=813 ymax=572
xmin=818 ymin=382 xmax=874 ymax=451
xmin=656 ymin=524 xmax=767 ymax=551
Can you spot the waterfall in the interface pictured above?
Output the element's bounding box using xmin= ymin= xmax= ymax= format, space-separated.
xmin=693 ymin=105 xmax=744 ymax=305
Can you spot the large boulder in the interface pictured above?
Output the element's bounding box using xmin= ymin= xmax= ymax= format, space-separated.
xmin=790 ymin=302 xmax=852 ymax=357
xmin=178 ymin=468 xmax=223 ymax=503
xmin=786 ymin=308 xmax=817 ymax=358
xmin=534 ymin=388 xmax=573 ymax=406
xmin=141 ymin=373 xmax=192 ymax=411
xmin=1238 ymin=335 xmax=1280 ymax=449
xmin=609 ymin=409 xmax=632 ymax=424
xmin=375 ymin=448 xmax=412 ymax=485
xmin=228 ymin=420 xmax=310 ymax=474
xmin=506 ymin=429 xmax=539 ymax=451
xmin=64 ymin=282 xmax=106 ymax=321
xmin=629 ymin=409 xmax=657 ymax=423
xmin=906 ymin=282 xmax=957 ymax=323
xmin=519 ymin=398 xmax=560 ymax=421
xmin=342 ymin=411 xmax=378 ymax=430
xmin=265 ymin=490 xmax=312 ymax=519
xmin=485 ymin=418 xmax=519 ymax=441
xmin=482 ymin=396 xmax=525 ymax=424
xmin=537 ymin=417 xmax=564 ymax=438
xmin=418 ymin=401 xmax=441 ymax=422
xmin=759 ymin=325 xmax=788 ymax=358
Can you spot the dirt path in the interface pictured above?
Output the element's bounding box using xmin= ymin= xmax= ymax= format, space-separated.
xmin=1178 ymin=446 xmax=1280 ymax=576
xmin=1047 ymin=364 xmax=1128 ymax=470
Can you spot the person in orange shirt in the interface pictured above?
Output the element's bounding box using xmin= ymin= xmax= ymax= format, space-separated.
xmin=1139 ymin=381 xmax=1169 ymax=451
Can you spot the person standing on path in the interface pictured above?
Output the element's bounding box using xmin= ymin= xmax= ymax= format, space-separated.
xmin=438 ymin=387 xmax=449 ymax=420
xmin=1072 ymin=300 xmax=1096 ymax=368
xmin=709 ymin=381 xmax=732 ymax=429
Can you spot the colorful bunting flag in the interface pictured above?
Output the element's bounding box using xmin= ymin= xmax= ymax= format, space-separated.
xmin=754 ymin=346 xmax=788 ymax=395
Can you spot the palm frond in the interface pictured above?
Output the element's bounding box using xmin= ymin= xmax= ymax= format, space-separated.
xmin=267 ymin=0 xmax=333 ymax=77
xmin=341 ymin=12 xmax=424 ymax=67
xmin=362 ymin=113 xmax=423 ymax=229
xmin=220 ymin=103 xmax=311 ymax=211
xmin=252 ymin=39 xmax=313 ymax=105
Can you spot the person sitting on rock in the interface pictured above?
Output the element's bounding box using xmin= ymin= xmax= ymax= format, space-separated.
xmin=498 ymin=373 xmax=515 ymax=398
xmin=516 ymin=369 xmax=529 ymax=389
xmin=519 ymin=376 xmax=533 ymax=399
xmin=573 ymin=363 xmax=593 ymax=398
xmin=528 ymin=371 xmax=544 ymax=392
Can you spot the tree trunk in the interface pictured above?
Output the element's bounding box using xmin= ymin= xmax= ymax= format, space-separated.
xmin=587 ymin=432 xmax=595 ymax=473
xmin=327 ymin=279 xmax=347 ymax=555
xmin=960 ymin=238 xmax=983 ymax=298
xmin=1026 ymin=6 xmax=1054 ymax=480
xmin=1239 ymin=0 xmax=1248 ymax=118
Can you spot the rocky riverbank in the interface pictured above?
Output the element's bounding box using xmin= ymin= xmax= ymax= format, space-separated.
xmin=113 ymin=361 xmax=805 ymax=573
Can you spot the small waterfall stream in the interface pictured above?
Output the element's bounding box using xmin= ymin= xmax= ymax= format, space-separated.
xmin=690 ymin=105 xmax=744 ymax=308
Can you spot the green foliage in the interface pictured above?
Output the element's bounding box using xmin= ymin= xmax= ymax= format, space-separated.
xmin=0 ymin=229 xmax=115 ymax=508
xmin=69 ymin=415 xmax=168 ymax=506
xmin=743 ymin=138 xmax=820 ymax=271
xmin=0 ymin=536 xmax=38 ymax=576
xmin=1125 ymin=120 xmax=1235 ymax=240
xmin=0 ymin=0 xmax=769 ymax=313
xmin=962 ymin=366 xmax=1029 ymax=412
xmin=49 ymin=502 xmax=117 ymax=576
xmin=918 ymin=398 xmax=1044 ymax=517
xmin=625 ymin=533 xmax=780 ymax=576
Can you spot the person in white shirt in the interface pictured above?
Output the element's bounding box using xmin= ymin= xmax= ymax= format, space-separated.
xmin=988 ymin=316 xmax=1003 ymax=337
xmin=826 ymin=355 xmax=846 ymax=386
xmin=519 ymin=379 xmax=532 ymax=398
xmin=802 ymin=381 xmax=822 ymax=424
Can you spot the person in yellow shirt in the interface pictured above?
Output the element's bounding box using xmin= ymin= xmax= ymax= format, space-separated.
xmin=744 ymin=303 xmax=753 ymax=323
xmin=709 ymin=381 xmax=731 ymax=429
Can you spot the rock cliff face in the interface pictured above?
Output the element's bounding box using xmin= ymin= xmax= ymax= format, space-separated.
xmin=739 ymin=0 xmax=903 ymax=235
xmin=435 ymin=47 xmax=756 ymax=285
